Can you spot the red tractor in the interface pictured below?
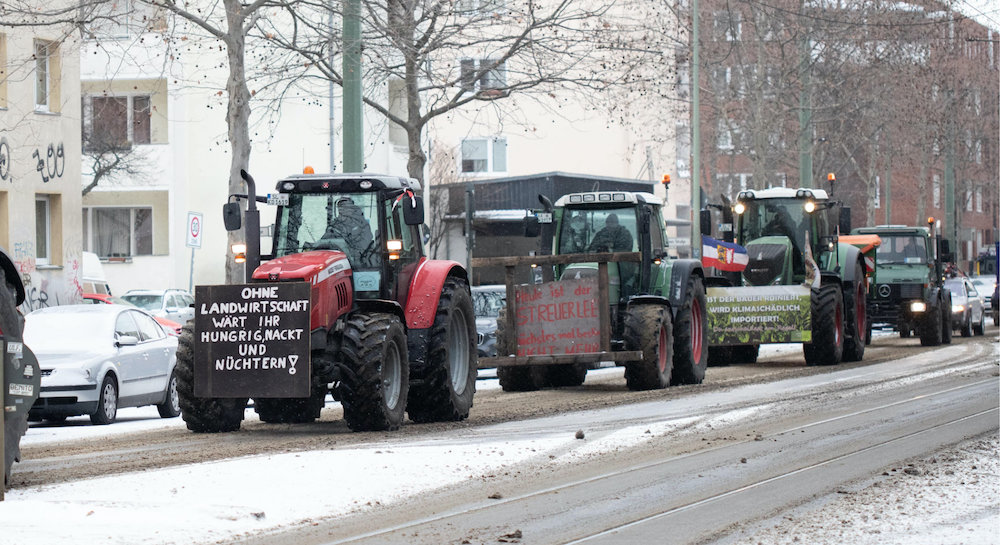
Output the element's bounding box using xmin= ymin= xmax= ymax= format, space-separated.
xmin=175 ymin=170 xmax=477 ymax=432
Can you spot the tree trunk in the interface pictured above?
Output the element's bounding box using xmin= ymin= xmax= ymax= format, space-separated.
xmin=224 ymin=0 xmax=253 ymax=284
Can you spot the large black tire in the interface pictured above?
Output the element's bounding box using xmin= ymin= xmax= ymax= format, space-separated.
xmin=339 ymin=312 xmax=409 ymax=432
xmin=803 ymin=284 xmax=844 ymax=366
xmin=545 ymin=364 xmax=588 ymax=387
xmin=495 ymin=307 xmax=547 ymax=391
xmin=254 ymin=349 xmax=329 ymax=424
xmin=842 ymin=261 xmax=867 ymax=362
xmin=707 ymin=346 xmax=731 ymax=367
xmin=90 ymin=375 xmax=119 ymax=425
xmin=407 ymin=277 xmax=477 ymax=423
xmin=175 ymin=324 xmax=247 ymax=433
xmin=671 ymin=276 xmax=708 ymax=385
xmin=941 ymin=292 xmax=952 ymax=345
xmin=918 ymin=298 xmax=943 ymax=346
xmin=623 ymin=304 xmax=673 ymax=390
xmin=156 ymin=369 xmax=181 ymax=418
xmin=899 ymin=321 xmax=911 ymax=338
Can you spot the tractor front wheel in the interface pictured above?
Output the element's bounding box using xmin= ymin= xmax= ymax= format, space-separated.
xmin=671 ymin=276 xmax=708 ymax=385
xmin=407 ymin=277 xmax=477 ymax=423
xmin=495 ymin=307 xmax=547 ymax=391
xmin=623 ymin=304 xmax=673 ymax=390
xmin=919 ymin=297 xmax=943 ymax=347
xmin=339 ymin=312 xmax=409 ymax=431
xmin=175 ymin=324 xmax=247 ymax=433
xmin=842 ymin=261 xmax=867 ymax=362
xmin=804 ymin=284 xmax=844 ymax=366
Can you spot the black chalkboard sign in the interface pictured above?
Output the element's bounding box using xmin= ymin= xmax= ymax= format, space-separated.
xmin=194 ymin=282 xmax=312 ymax=398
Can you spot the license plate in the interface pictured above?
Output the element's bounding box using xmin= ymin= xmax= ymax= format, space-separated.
xmin=8 ymin=383 xmax=33 ymax=396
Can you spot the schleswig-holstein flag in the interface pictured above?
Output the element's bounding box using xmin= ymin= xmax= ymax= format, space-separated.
xmin=701 ymin=235 xmax=749 ymax=272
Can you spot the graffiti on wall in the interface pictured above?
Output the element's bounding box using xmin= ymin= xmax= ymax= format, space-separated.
xmin=12 ymin=241 xmax=36 ymax=276
xmin=32 ymin=142 xmax=66 ymax=183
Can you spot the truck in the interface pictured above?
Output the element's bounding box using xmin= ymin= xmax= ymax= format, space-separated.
xmin=702 ymin=184 xmax=869 ymax=366
xmin=175 ymin=170 xmax=478 ymax=433
xmin=851 ymin=221 xmax=954 ymax=346
xmin=476 ymin=190 xmax=708 ymax=392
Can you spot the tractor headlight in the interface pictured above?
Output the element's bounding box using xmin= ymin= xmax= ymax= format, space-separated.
xmin=804 ymin=200 xmax=816 ymax=213
xmin=733 ymin=202 xmax=746 ymax=215
xmin=952 ymin=304 xmax=964 ymax=313
xmin=910 ymin=301 xmax=926 ymax=312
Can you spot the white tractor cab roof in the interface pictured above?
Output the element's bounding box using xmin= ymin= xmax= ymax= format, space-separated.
xmin=274 ymin=173 xmax=421 ymax=193
xmin=736 ymin=187 xmax=830 ymax=201
xmin=553 ymin=191 xmax=661 ymax=207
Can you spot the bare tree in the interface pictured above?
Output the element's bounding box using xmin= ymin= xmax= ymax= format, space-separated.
xmin=255 ymin=0 xmax=667 ymax=183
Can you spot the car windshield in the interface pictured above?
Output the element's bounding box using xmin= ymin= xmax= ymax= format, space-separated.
xmin=274 ymin=191 xmax=380 ymax=268
xmin=875 ymin=235 xmax=927 ymax=265
xmin=122 ymin=294 xmax=163 ymax=311
xmin=473 ymin=289 xmax=505 ymax=318
xmin=24 ymin=313 xmax=113 ymax=350
xmin=944 ymin=280 xmax=965 ymax=297
xmin=557 ymin=206 xmax=638 ymax=254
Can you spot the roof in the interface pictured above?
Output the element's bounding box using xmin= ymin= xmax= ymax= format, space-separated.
xmin=854 ymin=225 xmax=929 ymax=235
xmin=554 ymin=191 xmax=662 ymax=207
xmin=275 ymin=173 xmax=421 ymax=193
xmin=737 ymin=187 xmax=831 ymax=200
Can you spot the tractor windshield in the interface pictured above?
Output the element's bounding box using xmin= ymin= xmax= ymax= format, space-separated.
xmin=737 ymin=198 xmax=829 ymax=256
xmin=557 ymin=207 xmax=638 ymax=254
xmin=875 ymin=235 xmax=927 ymax=265
xmin=273 ymin=192 xmax=379 ymax=268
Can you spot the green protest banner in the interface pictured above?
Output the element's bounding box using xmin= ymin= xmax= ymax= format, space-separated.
xmin=707 ymin=286 xmax=812 ymax=345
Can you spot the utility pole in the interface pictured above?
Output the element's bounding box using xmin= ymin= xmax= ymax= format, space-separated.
xmin=798 ymin=1 xmax=813 ymax=189
xmin=343 ymin=0 xmax=363 ymax=172
xmin=691 ymin=0 xmax=701 ymax=259
xmin=328 ymin=2 xmax=336 ymax=172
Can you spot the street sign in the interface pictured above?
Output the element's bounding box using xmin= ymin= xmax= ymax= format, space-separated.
xmin=186 ymin=212 xmax=203 ymax=249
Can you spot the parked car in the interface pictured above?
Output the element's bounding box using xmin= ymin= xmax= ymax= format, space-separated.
xmin=24 ymin=304 xmax=180 ymax=425
xmin=121 ymin=288 xmax=195 ymax=324
xmin=472 ymin=285 xmax=505 ymax=359
xmin=83 ymin=293 xmax=183 ymax=335
xmin=944 ymin=277 xmax=986 ymax=337
xmin=969 ymin=275 xmax=996 ymax=317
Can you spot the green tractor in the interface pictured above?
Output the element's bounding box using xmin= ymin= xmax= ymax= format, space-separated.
xmin=494 ymin=190 xmax=708 ymax=392
xmin=703 ymin=186 xmax=869 ymax=365
xmin=851 ymin=221 xmax=953 ymax=346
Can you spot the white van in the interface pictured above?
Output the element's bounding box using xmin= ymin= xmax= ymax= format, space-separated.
xmin=82 ymin=251 xmax=112 ymax=296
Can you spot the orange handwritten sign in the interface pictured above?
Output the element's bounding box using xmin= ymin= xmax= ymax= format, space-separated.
xmin=514 ymin=278 xmax=600 ymax=357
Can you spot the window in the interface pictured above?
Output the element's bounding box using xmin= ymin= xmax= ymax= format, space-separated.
xmin=874 ymin=176 xmax=880 ymax=209
xmin=713 ymin=11 xmax=741 ymax=42
xmin=716 ymin=119 xmax=741 ymax=151
xmin=83 ymin=94 xmax=151 ymax=150
xmin=932 ymin=174 xmax=941 ymax=208
xmin=460 ymin=59 xmax=506 ymax=93
xmin=461 ymin=137 xmax=507 ymax=174
xmin=965 ymin=189 xmax=972 ymax=212
xmin=975 ymin=188 xmax=983 ymax=213
xmin=83 ymin=207 xmax=153 ymax=258
xmin=33 ymin=40 xmax=60 ymax=112
xmin=456 ymin=0 xmax=505 ymax=14
xmin=35 ymin=196 xmax=50 ymax=265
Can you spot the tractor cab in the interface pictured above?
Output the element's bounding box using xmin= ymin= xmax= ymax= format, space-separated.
xmin=552 ymin=191 xmax=670 ymax=302
xmin=732 ymin=188 xmax=835 ymax=286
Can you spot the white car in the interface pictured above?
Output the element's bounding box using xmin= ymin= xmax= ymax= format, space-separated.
xmin=121 ymin=288 xmax=196 ymax=324
xmin=25 ymin=304 xmax=179 ymax=425
xmin=945 ymin=277 xmax=986 ymax=337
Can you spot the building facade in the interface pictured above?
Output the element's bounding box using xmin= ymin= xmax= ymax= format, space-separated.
xmin=0 ymin=15 xmax=83 ymax=312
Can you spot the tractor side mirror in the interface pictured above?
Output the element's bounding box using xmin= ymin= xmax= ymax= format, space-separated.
xmin=223 ymin=202 xmax=242 ymax=231
xmin=523 ymin=215 xmax=541 ymax=237
xmin=839 ymin=206 xmax=852 ymax=234
xmin=403 ymin=195 xmax=425 ymax=225
xmin=699 ymin=209 xmax=712 ymax=237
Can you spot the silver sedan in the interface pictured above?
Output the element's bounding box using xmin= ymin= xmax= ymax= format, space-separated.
xmin=24 ymin=304 xmax=179 ymax=425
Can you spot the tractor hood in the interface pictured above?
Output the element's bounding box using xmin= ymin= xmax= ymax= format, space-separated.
xmin=743 ymin=236 xmax=793 ymax=286
xmin=253 ymin=250 xmax=352 ymax=283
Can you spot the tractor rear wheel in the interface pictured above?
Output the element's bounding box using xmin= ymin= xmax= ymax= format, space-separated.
xmin=545 ymin=364 xmax=588 ymax=387
xmin=175 ymin=324 xmax=247 ymax=433
xmin=804 ymin=284 xmax=844 ymax=366
xmin=671 ymin=276 xmax=708 ymax=385
xmin=843 ymin=261 xmax=867 ymax=362
xmin=624 ymin=304 xmax=673 ymax=390
xmin=407 ymin=277 xmax=477 ymax=423
xmin=340 ymin=312 xmax=408 ymax=431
